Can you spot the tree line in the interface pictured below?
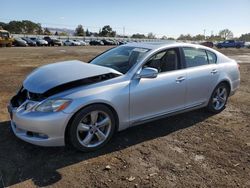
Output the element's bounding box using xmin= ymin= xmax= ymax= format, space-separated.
xmin=1 ymin=20 xmax=250 ymax=41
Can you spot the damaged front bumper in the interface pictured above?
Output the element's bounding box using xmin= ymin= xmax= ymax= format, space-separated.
xmin=8 ymin=101 xmax=71 ymax=147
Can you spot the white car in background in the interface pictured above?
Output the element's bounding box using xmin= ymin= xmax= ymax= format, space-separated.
xmin=64 ymin=39 xmax=80 ymax=46
xmin=77 ymin=40 xmax=88 ymax=46
xmin=244 ymin=42 xmax=250 ymax=48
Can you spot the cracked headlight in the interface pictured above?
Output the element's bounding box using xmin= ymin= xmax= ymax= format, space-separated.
xmin=35 ymin=99 xmax=72 ymax=112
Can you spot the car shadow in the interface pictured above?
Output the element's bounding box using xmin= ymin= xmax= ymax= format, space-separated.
xmin=0 ymin=109 xmax=213 ymax=187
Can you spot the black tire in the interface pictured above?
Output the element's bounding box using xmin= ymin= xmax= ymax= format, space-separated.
xmin=207 ymin=83 xmax=229 ymax=113
xmin=68 ymin=104 xmax=116 ymax=152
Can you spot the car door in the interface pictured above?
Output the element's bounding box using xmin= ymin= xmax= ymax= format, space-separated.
xmin=182 ymin=47 xmax=219 ymax=108
xmin=129 ymin=48 xmax=187 ymax=124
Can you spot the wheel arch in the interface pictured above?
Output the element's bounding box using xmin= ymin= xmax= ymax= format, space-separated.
xmin=218 ymin=79 xmax=231 ymax=94
xmin=64 ymin=102 xmax=120 ymax=145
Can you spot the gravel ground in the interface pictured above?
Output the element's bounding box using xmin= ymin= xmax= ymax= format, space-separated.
xmin=0 ymin=46 xmax=249 ymax=188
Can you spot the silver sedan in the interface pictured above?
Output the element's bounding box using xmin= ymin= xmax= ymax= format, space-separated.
xmin=8 ymin=42 xmax=240 ymax=151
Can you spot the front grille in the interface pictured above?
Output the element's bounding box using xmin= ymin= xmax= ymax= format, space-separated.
xmin=10 ymin=86 xmax=46 ymax=107
xmin=27 ymin=91 xmax=46 ymax=101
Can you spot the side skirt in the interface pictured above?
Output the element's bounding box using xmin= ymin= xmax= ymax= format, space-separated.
xmin=131 ymin=102 xmax=206 ymax=127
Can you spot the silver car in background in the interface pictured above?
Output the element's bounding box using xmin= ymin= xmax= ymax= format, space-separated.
xmin=8 ymin=42 xmax=240 ymax=151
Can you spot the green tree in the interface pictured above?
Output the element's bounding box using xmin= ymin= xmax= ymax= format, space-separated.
xmin=75 ymin=25 xmax=85 ymax=36
xmin=193 ymin=34 xmax=205 ymax=41
xmin=36 ymin=23 xmax=43 ymax=35
xmin=85 ymin=29 xmax=91 ymax=36
xmin=0 ymin=22 xmax=7 ymax=30
xmin=5 ymin=21 xmax=23 ymax=33
xmin=239 ymin=33 xmax=250 ymax=41
xmin=131 ymin=33 xmax=146 ymax=39
xmin=59 ymin=32 xmax=68 ymax=36
xmin=99 ymin=25 xmax=116 ymax=37
xmin=4 ymin=20 xmax=43 ymax=34
xmin=147 ymin=32 xmax=156 ymax=39
xmin=161 ymin=35 xmax=168 ymax=40
xmin=206 ymin=35 xmax=223 ymax=42
xmin=177 ymin=34 xmax=193 ymax=40
xmin=219 ymin=29 xmax=233 ymax=40
xmin=44 ymin=28 xmax=51 ymax=35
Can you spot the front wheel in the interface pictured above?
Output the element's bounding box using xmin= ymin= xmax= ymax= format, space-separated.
xmin=207 ymin=83 xmax=229 ymax=113
xmin=68 ymin=104 xmax=116 ymax=152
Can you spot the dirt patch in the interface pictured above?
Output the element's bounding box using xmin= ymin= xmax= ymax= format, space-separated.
xmin=0 ymin=46 xmax=249 ymax=187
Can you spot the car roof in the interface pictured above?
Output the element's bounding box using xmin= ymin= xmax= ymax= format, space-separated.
xmin=124 ymin=41 xmax=177 ymax=49
xmin=124 ymin=41 xmax=217 ymax=51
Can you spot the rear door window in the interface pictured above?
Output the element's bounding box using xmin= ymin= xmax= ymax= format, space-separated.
xmin=183 ymin=47 xmax=209 ymax=68
xmin=206 ymin=50 xmax=217 ymax=64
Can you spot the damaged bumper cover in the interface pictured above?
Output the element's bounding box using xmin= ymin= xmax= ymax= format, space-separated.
xmin=8 ymin=60 xmax=121 ymax=146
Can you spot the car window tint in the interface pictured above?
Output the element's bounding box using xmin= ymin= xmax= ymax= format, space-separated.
xmin=206 ymin=50 xmax=217 ymax=64
xmin=145 ymin=48 xmax=179 ymax=73
xmin=183 ymin=47 xmax=209 ymax=68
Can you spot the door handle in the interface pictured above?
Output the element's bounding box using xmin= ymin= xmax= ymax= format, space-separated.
xmin=176 ymin=76 xmax=186 ymax=83
xmin=211 ymin=69 xmax=218 ymax=74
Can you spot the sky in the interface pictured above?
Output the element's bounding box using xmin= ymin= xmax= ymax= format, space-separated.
xmin=1 ymin=0 xmax=250 ymax=38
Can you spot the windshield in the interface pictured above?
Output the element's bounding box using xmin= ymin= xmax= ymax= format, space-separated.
xmin=90 ymin=46 xmax=150 ymax=74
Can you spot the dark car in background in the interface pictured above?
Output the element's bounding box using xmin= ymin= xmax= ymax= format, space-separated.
xmin=22 ymin=37 xmax=37 ymax=46
xmin=101 ymin=39 xmax=116 ymax=45
xmin=43 ymin=36 xmax=62 ymax=46
xmin=200 ymin=41 xmax=214 ymax=48
xmin=30 ymin=37 xmax=48 ymax=46
xmin=216 ymin=40 xmax=245 ymax=48
xmin=89 ymin=40 xmax=104 ymax=46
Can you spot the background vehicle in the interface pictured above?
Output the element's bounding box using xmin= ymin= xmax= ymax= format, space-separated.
xmin=72 ymin=39 xmax=82 ymax=46
xmin=64 ymin=39 xmax=80 ymax=46
xmin=89 ymin=40 xmax=104 ymax=45
xmin=30 ymin=37 xmax=48 ymax=46
xmin=13 ymin=38 xmax=28 ymax=47
xmin=102 ymin=39 xmax=116 ymax=45
xmin=8 ymin=42 xmax=240 ymax=152
xmin=22 ymin=37 xmax=37 ymax=46
xmin=0 ymin=29 xmax=13 ymax=47
xmin=216 ymin=40 xmax=245 ymax=48
xmin=244 ymin=42 xmax=250 ymax=48
xmin=78 ymin=40 xmax=88 ymax=46
xmin=200 ymin=41 xmax=214 ymax=48
xmin=43 ymin=36 xmax=62 ymax=46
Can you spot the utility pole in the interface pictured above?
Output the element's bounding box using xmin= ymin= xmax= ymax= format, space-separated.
xmin=123 ymin=26 xmax=125 ymax=37
xmin=203 ymin=29 xmax=206 ymax=40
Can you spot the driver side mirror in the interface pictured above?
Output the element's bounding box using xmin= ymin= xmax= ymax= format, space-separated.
xmin=136 ymin=67 xmax=158 ymax=79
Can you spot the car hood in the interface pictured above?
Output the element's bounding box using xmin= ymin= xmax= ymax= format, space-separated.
xmin=23 ymin=60 xmax=122 ymax=94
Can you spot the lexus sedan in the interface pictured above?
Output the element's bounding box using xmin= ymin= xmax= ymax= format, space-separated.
xmin=8 ymin=42 xmax=240 ymax=151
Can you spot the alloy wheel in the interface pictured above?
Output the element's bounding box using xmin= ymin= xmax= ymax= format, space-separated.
xmin=212 ymin=86 xmax=228 ymax=111
xmin=76 ymin=110 xmax=112 ymax=148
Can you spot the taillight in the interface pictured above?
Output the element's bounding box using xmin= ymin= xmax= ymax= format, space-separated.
xmin=237 ymin=63 xmax=240 ymax=70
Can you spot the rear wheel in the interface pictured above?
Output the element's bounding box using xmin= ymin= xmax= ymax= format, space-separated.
xmin=207 ymin=83 xmax=229 ymax=113
xmin=68 ymin=104 xmax=116 ymax=152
